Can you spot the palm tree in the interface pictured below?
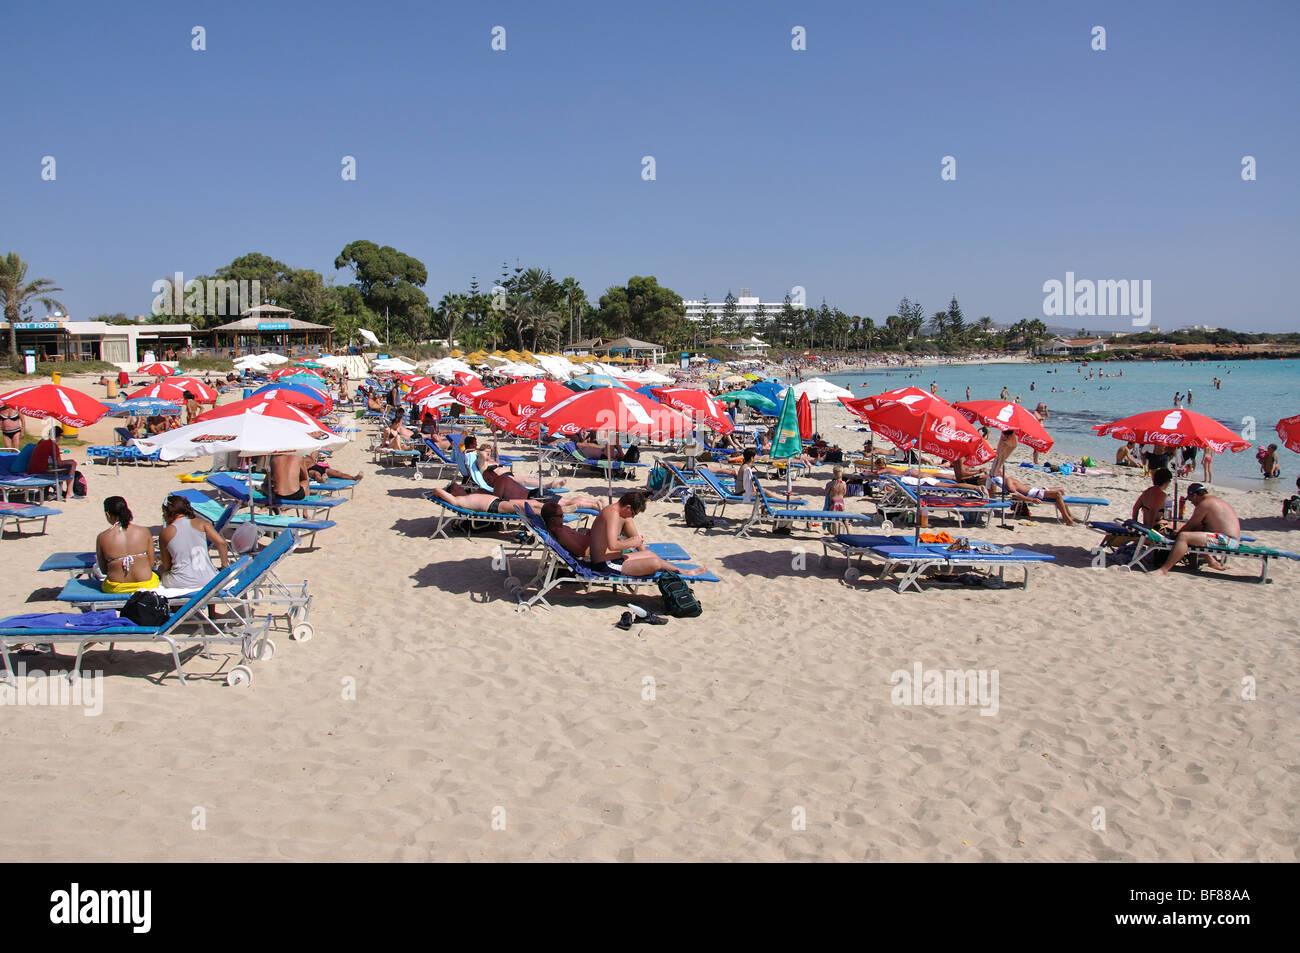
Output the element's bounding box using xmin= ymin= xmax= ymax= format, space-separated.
xmin=436 ymin=292 xmax=468 ymax=349
xmin=0 ymin=253 xmax=66 ymax=357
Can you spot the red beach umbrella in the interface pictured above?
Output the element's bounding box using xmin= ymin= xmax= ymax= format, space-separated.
xmin=128 ymin=382 xmax=188 ymax=404
xmin=841 ymin=390 xmax=994 ymax=465
xmin=0 ymin=383 xmax=109 ymax=428
xmin=649 ymin=387 xmax=735 ymax=434
xmin=1276 ymin=415 xmax=1300 ymax=453
xmin=137 ymin=362 xmax=177 ymax=377
xmin=473 ymin=379 xmax=575 ymax=419
xmin=535 ymin=388 xmax=691 ymax=500
xmin=168 ymin=377 xmax=218 ymax=403
xmin=796 ymin=392 xmax=813 ymax=439
xmin=535 ymin=387 xmax=690 ymax=439
xmin=1093 ymin=409 xmax=1250 ymax=454
xmin=195 ymin=396 xmax=325 ymax=426
xmin=955 ymin=400 xmax=1055 ymax=453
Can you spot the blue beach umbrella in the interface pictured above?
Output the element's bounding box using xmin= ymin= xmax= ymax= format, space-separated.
xmin=106 ymin=397 xmax=181 ymax=417
xmin=744 ymin=380 xmax=785 ymax=407
xmin=635 ymin=385 xmax=661 ymax=401
xmin=568 ymin=374 xmax=630 ymax=391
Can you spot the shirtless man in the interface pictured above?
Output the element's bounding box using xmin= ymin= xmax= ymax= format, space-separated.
xmin=1156 ymin=484 xmax=1241 ymax=574
xmin=586 ymin=491 xmax=707 ymax=577
xmin=1131 ymin=467 xmax=1171 ymax=529
xmin=466 ymin=436 xmax=566 ymax=491
xmin=271 ymin=452 xmax=309 ymax=501
xmin=1115 ymin=441 xmax=1142 ymax=468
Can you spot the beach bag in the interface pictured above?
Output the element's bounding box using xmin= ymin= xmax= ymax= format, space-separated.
xmin=622 ymin=444 xmax=640 ymax=464
xmin=121 ymin=590 xmax=171 ymax=626
xmin=657 ymin=571 xmax=702 ymax=618
xmin=72 ymin=471 xmax=88 ymax=497
xmin=647 ymin=465 xmax=666 ymax=493
xmin=683 ymin=493 xmax=716 ymax=528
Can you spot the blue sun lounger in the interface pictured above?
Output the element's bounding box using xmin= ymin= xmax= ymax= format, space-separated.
xmin=222 ymin=470 xmax=359 ymax=499
xmin=206 ymin=472 xmax=347 ymax=516
xmin=514 ymin=506 xmax=719 ymax=611
xmin=52 ymin=530 xmax=314 ymax=640
xmin=869 ymin=542 xmax=1055 ymax=593
xmin=0 ymin=500 xmax=62 ymax=537
xmin=874 ymin=474 xmax=1011 ymax=527
xmin=0 ymin=474 xmax=59 ymax=502
xmin=692 ymin=463 xmax=806 ymax=515
xmin=175 ymin=490 xmax=336 ymax=548
xmin=0 ymin=556 xmax=273 ymax=686
xmin=735 ymin=481 xmax=874 ymax=538
xmin=1122 ymin=524 xmax=1298 ymax=582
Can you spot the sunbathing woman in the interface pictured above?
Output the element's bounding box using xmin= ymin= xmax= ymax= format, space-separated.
xmin=988 ymin=471 xmax=1076 ymax=525
xmin=95 ymin=496 xmax=159 ymax=593
xmin=481 ymin=466 xmax=601 ymax=509
xmin=434 ymin=483 xmax=598 ymax=516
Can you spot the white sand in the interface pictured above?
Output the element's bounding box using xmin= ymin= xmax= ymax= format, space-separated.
xmin=0 ymin=376 xmax=1295 ymax=861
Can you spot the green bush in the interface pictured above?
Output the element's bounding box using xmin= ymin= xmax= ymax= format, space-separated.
xmin=36 ymin=359 xmax=118 ymax=374
xmin=179 ymin=356 xmax=237 ymax=371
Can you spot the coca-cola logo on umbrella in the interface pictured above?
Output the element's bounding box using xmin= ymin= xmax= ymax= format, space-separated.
xmin=190 ymin=434 xmax=237 ymax=442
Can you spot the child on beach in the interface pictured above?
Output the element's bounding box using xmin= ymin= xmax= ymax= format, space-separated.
xmin=825 ymin=466 xmax=847 ymax=530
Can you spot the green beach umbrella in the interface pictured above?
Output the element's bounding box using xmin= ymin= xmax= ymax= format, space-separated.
xmin=770 ymin=386 xmax=803 ymax=499
xmin=717 ymin=390 xmax=776 ymax=410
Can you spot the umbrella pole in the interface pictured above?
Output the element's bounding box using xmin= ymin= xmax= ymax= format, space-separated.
xmin=915 ymin=413 xmax=926 ymax=545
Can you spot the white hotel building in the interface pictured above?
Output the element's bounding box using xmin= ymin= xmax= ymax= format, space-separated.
xmin=682 ymin=289 xmax=793 ymax=326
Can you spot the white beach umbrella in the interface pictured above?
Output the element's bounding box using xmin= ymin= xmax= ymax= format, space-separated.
xmin=789 ymin=378 xmax=855 ymax=402
xmin=356 ymin=328 xmax=381 ymax=347
xmin=787 ymin=377 xmax=855 ymax=435
xmin=132 ymin=414 xmax=346 ymax=461
xmin=256 ymin=352 xmax=289 ymax=365
xmin=374 ymin=357 xmax=417 ymax=373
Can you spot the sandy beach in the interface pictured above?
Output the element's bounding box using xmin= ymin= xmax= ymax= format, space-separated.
xmin=0 ymin=373 xmax=1295 ymax=863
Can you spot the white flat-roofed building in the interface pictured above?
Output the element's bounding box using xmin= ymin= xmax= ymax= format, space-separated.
xmin=683 ymin=288 xmax=792 ymax=326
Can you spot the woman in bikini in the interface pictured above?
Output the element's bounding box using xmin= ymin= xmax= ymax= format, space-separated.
xmin=0 ymin=402 xmax=22 ymax=450
xmin=95 ymin=496 xmax=159 ymax=593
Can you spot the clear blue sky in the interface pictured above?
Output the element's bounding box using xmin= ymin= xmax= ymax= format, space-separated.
xmin=3 ymin=0 xmax=1297 ymax=331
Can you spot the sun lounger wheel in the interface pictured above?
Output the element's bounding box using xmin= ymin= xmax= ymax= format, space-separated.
xmin=251 ymin=638 xmax=276 ymax=662
xmin=503 ymin=575 xmax=521 ymax=594
xmin=292 ymin=622 xmax=314 ymax=642
xmin=843 ymin=567 xmax=860 ymax=583
xmin=226 ymin=665 xmax=253 ymax=687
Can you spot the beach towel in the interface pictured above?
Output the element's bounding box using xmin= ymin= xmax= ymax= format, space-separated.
xmin=0 ymin=610 xmax=128 ymax=631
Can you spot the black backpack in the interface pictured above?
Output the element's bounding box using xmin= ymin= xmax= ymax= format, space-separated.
xmin=622 ymin=444 xmax=641 ymax=463
xmin=121 ymin=590 xmax=171 ymax=626
xmin=657 ymin=571 xmax=702 ymax=618
xmin=683 ymin=493 xmax=716 ymax=528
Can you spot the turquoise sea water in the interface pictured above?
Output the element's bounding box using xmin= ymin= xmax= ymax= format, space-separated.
xmin=814 ymin=358 xmax=1299 ymax=488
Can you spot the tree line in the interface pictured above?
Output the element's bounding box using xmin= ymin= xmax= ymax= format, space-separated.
xmin=11 ymin=246 xmax=1291 ymax=357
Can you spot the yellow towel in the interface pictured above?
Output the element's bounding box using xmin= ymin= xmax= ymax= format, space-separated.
xmin=101 ymin=574 xmax=161 ymax=594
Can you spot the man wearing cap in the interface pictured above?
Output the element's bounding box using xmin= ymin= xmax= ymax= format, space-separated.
xmin=1156 ymin=483 xmax=1241 ymax=575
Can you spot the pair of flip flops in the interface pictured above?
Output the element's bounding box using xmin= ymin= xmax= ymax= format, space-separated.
xmin=616 ymin=611 xmax=668 ymax=630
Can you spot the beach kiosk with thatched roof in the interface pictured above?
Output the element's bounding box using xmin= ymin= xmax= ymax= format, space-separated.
xmin=209 ymin=305 xmax=334 ymax=356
